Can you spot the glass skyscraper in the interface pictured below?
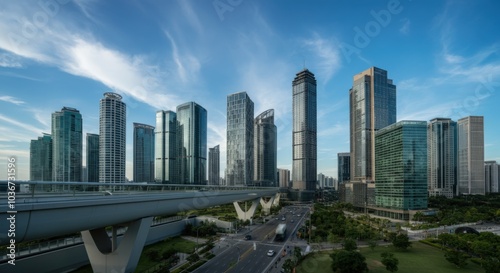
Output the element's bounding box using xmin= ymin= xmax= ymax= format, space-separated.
xmin=208 ymin=145 xmax=220 ymax=185
xmin=52 ymin=107 xmax=82 ymax=182
xmin=375 ymin=121 xmax=428 ymax=215
xmin=133 ymin=123 xmax=155 ymax=182
xmin=86 ymin=133 xmax=99 ymax=183
xmin=292 ymin=69 xmax=317 ymax=201
xmin=155 ymin=110 xmax=177 ymax=183
xmin=176 ymin=102 xmax=207 ymax=184
xmin=99 ymin=92 xmax=126 ymax=183
xmin=337 ymin=152 xmax=351 ymax=184
xmin=350 ymin=67 xmax=396 ymax=183
xmin=226 ymin=91 xmax=254 ymax=186
xmin=457 ymin=116 xmax=485 ymax=195
xmin=485 ymin=161 xmax=499 ymax=193
xmin=30 ymin=133 xmax=52 ymax=181
xmin=254 ymin=109 xmax=277 ymax=187
xmin=427 ymin=118 xmax=457 ymax=198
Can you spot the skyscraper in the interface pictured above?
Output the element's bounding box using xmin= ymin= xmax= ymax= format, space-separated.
xmin=86 ymin=133 xmax=99 ymax=182
xmin=226 ymin=91 xmax=254 ymax=186
xmin=30 ymin=133 xmax=52 ymax=181
xmin=292 ymin=69 xmax=317 ymax=201
xmin=208 ymin=145 xmax=220 ymax=185
xmin=350 ymin=67 xmax=396 ymax=183
xmin=176 ymin=102 xmax=207 ymax=184
xmin=277 ymin=168 xmax=291 ymax=188
xmin=375 ymin=121 xmax=428 ymax=219
xmin=133 ymin=123 xmax=155 ymax=182
xmin=485 ymin=161 xmax=499 ymax=193
xmin=254 ymin=109 xmax=277 ymax=187
xmin=337 ymin=152 xmax=351 ymax=184
xmin=155 ymin=110 xmax=177 ymax=183
xmin=99 ymin=92 xmax=126 ymax=183
xmin=427 ymin=118 xmax=457 ymax=198
xmin=52 ymin=107 xmax=82 ymax=182
xmin=457 ymin=116 xmax=485 ymax=195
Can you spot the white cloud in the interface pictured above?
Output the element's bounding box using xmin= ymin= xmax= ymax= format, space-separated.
xmin=0 ymin=114 xmax=45 ymax=135
xmin=0 ymin=52 xmax=22 ymax=68
xmin=399 ymin=18 xmax=410 ymax=35
xmin=0 ymin=95 xmax=25 ymax=105
xmin=302 ymin=33 xmax=342 ymax=85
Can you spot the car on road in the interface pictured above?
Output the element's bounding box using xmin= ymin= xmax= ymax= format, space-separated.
xmin=281 ymin=217 xmax=286 ymax=221
xmin=267 ymin=250 xmax=275 ymax=257
xmin=244 ymin=234 xmax=252 ymax=240
xmin=291 ymin=219 xmax=294 ymax=223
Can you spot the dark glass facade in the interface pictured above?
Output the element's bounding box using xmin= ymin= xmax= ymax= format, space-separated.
xmin=208 ymin=145 xmax=220 ymax=185
xmin=155 ymin=110 xmax=177 ymax=183
xmin=337 ymin=152 xmax=351 ymax=184
xmin=133 ymin=123 xmax=155 ymax=182
xmin=86 ymin=133 xmax=99 ymax=182
xmin=52 ymin=107 xmax=82 ymax=182
xmin=30 ymin=134 xmax=52 ymax=181
xmin=254 ymin=109 xmax=277 ymax=187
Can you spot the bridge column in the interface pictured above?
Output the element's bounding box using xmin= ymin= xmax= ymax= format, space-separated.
xmin=273 ymin=193 xmax=281 ymax=206
xmin=259 ymin=196 xmax=275 ymax=215
xmin=81 ymin=217 xmax=153 ymax=273
xmin=233 ymin=198 xmax=260 ymax=221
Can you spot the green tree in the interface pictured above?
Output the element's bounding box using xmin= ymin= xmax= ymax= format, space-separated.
xmin=293 ymin=246 xmax=302 ymax=265
xmin=392 ymin=234 xmax=411 ymax=250
xmin=283 ymin=258 xmax=294 ymax=273
xmin=187 ymin=253 xmax=200 ymax=263
xmin=368 ymin=239 xmax=378 ymax=251
xmin=444 ymin=250 xmax=468 ymax=268
xmin=482 ymin=257 xmax=500 ymax=273
xmin=330 ymin=250 xmax=368 ymax=273
xmin=343 ymin=238 xmax=357 ymax=251
xmin=381 ymin=252 xmax=399 ymax=272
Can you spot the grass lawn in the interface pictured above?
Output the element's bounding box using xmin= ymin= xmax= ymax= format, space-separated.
xmin=297 ymin=242 xmax=484 ymax=273
xmin=71 ymin=236 xmax=197 ymax=273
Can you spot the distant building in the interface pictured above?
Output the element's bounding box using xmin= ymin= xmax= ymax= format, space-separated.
xmin=133 ymin=123 xmax=155 ymax=182
xmin=52 ymin=107 xmax=82 ymax=182
xmin=226 ymin=91 xmax=254 ymax=186
xmin=86 ymin=133 xmax=99 ymax=182
xmin=427 ymin=118 xmax=457 ymax=198
xmin=457 ymin=116 xmax=485 ymax=195
xmin=254 ymin=109 xmax=277 ymax=187
xmin=277 ymin=168 xmax=291 ymax=188
xmin=485 ymin=161 xmax=499 ymax=193
xmin=99 ymin=92 xmax=126 ymax=183
xmin=155 ymin=110 xmax=177 ymax=183
xmin=208 ymin=145 xmax=220 ymax=185
xmin=375 ymin=121 xmax=428 ymax=220
xmin=30 ymin=134 xmax=52 ymax=181
xmin=292 ymin=69 xmax=317 ymax=201
xmin=176 ymin=102 xmax=207 ymax=184
xmin=337 ymin=152 xmax=350 ymax=184
xmin=317 ymin=173 xmax=325 ymax=189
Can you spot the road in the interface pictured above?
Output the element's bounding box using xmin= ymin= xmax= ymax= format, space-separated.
xmin=195 ymin=205 xmax=311 ymax=273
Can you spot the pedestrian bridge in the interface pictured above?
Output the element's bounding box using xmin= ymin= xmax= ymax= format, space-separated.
xmin=0 ymin=181 xmax=278 ymax=273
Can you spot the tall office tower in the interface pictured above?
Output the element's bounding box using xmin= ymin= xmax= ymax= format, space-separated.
xmin=99 ymin=92 xmax=126 ymax=183
xmin=485 ymin=161 xmax=499 ymax=193
xmin=52 ymin=107 xmax=83 ymax=182
xmin=277 ymin=168 xmax=291 ymax=188
xmin=427 ymin=118 xmax=457 ymax=198
xmin=254 ymin=109 xmax=277 ymax=187
xmin=30 ymin=133 xmax=53 ymax=181
xmin=337 ymin=152 xmax=351 ymax=184
xmin=292 ymin=69 xmax=317 ymax=201
xmin=457 ymin=116 xmax=485 ymax=195
xmin=86 ymin=133 xmax=99 ymax=182
xmin=350 ymin=67 xmax=396 ymax=183
xmin=133 ymin=123 xmax=155 ymax=182
xmin=176 ymin=102 xmax=207 ymax=184
xmin=226 ymin=91 xmax=254 ymax=186
xmin=317 ymin=173 xmax=325 ymax=189
xmin=375 ymin=121 xmax=428 ymax=219
xmin=155 ymin=110 xmax=177 ymax=183
xmin=208 ymin=145 xmax=220 ymax=185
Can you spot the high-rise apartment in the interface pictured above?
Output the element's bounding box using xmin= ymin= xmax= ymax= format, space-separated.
xmin=30 ymin=133 xmax=52 ymax=181
xmin=277 ymin=168 xmax=291 ymax=188
xmin=337 ymin=152 xmax=351 ymax=184
xmin=52 ymin=107 xmax=82 ymax=182
xmin=375 ymin=121 xmax=428 ymax=219
xmin=155 ymin=110 xmax=177 ymax=183
xmin=292 ymin=69 xmax=317 ymax=201
xmin=99 ymin=92 xmax=126 ymax=183
xmin=86 ymin=133 xmax=99 ymax=182
xmin=176 ymin=102 xmax=207 ymax=184
xmin=485 ymin=161 xmax=499 ymax=193
xmin=457 ymin=116 xmax=485 ymax=195
xmin=226 ymin=91 xmax=254 ymax=186
xmin=427 ymin=118 xmax=457 ymax=198
xmin=133 ymin=123 xmax=155 ymax=182
xmin=208 ymin=145 xmax=220 ymax=185
xmin=350 ymin=67 xmax=396 ymax=182
xmin=254 ymin=109 xmax=277 ymax=187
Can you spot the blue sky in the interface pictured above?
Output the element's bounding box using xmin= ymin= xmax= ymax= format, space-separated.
xmin=0 ymin=0 xmax=499 ymax=181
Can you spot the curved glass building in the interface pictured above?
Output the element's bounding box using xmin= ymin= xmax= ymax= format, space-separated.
xmin=254 ymin=109 xmax=277 ymax=187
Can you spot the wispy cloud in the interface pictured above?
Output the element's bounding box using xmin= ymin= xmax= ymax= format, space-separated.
xmin=400 ymin=18 xmax=410 ymax=35
xmin=0 ymin=95 xmax=25 ymax=105
xmin=0 ymin=52 xmax=22 ymax=68
xmin=302 ymin=33 xmax=342 ymax=84
xmin=0 ymin=114 xmax=45 ymax=135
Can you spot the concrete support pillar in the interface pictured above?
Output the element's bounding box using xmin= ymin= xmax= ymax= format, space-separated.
xmin=273 ymin=193 xmax=281 ymax=206
xmin=81 ymin=217 xmax=153 ymax=273
xmin=233 ymin=198 xmax=260 ymax=221
xmin=259 ymin=196 xmax=275 ymax=215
